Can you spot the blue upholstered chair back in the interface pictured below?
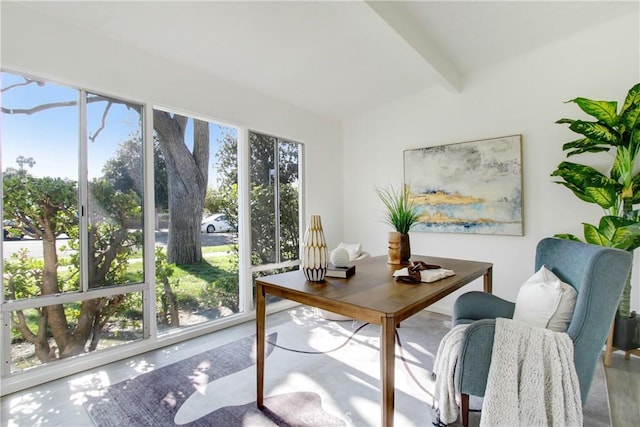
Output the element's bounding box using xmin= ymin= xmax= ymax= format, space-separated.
xmin=534 ymin=238 xmax=632 ymax=399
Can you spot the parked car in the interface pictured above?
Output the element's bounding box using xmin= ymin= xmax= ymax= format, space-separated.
xmin=200 ymin=214 xmax=233 ymax=233
xmin=3 ymin=220 xmax=24 ymax=240
xmin=2 ymin=219 xmax=41 ymax=240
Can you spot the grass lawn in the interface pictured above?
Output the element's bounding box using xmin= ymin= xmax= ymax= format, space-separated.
xmin=10 ymin=245 xmax=239 ymax=343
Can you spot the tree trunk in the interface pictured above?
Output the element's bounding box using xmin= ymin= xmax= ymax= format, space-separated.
xmin=13 ymin=309 xmax=52 ymax=362
xmin=619 ymin=196 xmax=634 ymax=318
xmin=40 ymin=233 xmax=75 ymax=357
xmin=42 ymin=230 xmax=103 ymax=358
xmin=153 ymin=111 xmax=209 ymax=264
xmin=618 ymin=267 xmax=632 ymax=319
xmin=161 ymin=276 xmax=180 ymax=327
xmin=88 ymin=308 xmax=104 ymax=352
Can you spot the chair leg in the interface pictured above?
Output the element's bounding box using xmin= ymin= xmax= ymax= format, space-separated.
xmin=604 ymin=321 xmax=615 ymax=366
xmin=460 ymin=393 xmax=469 ymax=427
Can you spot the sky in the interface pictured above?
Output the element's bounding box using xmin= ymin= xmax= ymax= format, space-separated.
xmin=1 ymin=71 xmax=236 ymax=185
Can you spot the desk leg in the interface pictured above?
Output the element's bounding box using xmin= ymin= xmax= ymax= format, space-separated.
xmin=381 ymin=315 xmax=395 ymax=427
xmin=256 ymin=283 xmax=266 ymax=408
xmin=484 ymin=266 xmax=493 ymax=294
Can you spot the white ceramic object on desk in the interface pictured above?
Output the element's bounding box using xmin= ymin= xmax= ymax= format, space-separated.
xmin=330 ymin=247 xmax=350 ymax=267
xmin=319 ymin=249 xmax=369 ymax=321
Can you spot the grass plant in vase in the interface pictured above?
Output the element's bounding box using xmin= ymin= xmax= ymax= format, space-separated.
xmin=376 ymin=184 xmax=420 ymax=264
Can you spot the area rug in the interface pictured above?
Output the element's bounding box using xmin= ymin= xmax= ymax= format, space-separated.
xmin=84 ymin=307 xmax=611 ymax=426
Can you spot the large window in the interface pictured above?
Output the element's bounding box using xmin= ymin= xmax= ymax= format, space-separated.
xmin=152 ymin=108 xmax=240 ymax=332
xmin=0 ymin=71 xmax=305 ymax=394
xmin=1 ymin=71 xmax=146 ymax=374
xmin=249 ymin=131 xmax=303 ymax=306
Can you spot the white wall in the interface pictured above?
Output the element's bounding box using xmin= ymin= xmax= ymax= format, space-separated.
xmin=3 ymin=4 xmax=640 ymax=316
xmin=0 ymin=3 xmax=345 ymax=246
xmin=343 ymin=12 xmax=640 ymax=314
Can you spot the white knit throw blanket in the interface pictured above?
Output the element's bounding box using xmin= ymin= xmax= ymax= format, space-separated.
xmin=481 ymin=318 xmax=583 ymax=427
xmin=433 ymin=324 xmax=469 ymax=424
xmin=433 ymin=319 xmax=583 ymax=427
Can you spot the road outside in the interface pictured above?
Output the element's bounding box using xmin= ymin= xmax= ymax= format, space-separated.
xmin=154 ymin=230 xmax=235 ymax=248
xmin=2 ymin=230 xmax=235 ymax=259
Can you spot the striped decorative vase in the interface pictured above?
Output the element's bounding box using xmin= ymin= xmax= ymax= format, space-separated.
xmin=301 ymin=215 xmax=328 ymax=281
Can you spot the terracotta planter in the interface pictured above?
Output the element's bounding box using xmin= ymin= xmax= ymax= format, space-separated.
xmin=387 ymin=231 xmax=411 ymax=264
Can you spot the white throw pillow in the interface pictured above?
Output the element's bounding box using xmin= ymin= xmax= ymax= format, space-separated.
xmin=512 ymin=265 xmax=577 ymax=332
xmin=337 ymin=242 xmax=361 ymax=261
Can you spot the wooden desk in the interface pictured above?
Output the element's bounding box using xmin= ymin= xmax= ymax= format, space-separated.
xmin=256 ymin=255 xmax=492 ymax=427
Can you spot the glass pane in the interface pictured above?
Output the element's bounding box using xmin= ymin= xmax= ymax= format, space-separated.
xmin=87 ymin=92 xmax=144 ymax=288
xmin=251 ymin=266 xmax=299 ymax=309
xmin=153 ymin=114 xmax=240 ymax=333
xmin=156 ymin=253 xmax=240 ymax=332
xmin=2 ymin=71 xmax=80 ymax=298
xmin=9 ymin=293 xmax=144 ymax=373
xmin=278 ymin=141 xmax=300 ymax=261
xmin=249 ymin=132 xmax=277 ymax=265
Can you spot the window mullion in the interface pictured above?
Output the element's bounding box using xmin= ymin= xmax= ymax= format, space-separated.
xmin=274 ymin=139 xmax=281 ymax=264
xmin=142 ymin=105 xmax=155 ymax=340
xmin=0 ymin=157 xmax=7 ymax=376
xmin=78 ymin=90 xmax=89 ymax=293
xmin=238 ymin=128 xmax=251 ymax=314
xmin=299 ymin=143 xmax=306 ymax=254
xmin=1 ymin=312 xmax=9 ymax=377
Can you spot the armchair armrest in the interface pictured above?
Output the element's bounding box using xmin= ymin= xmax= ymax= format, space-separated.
xmin=452 ymin=291 xmax=515 ymax=327
xmin=454 ymin=319 xmax=497 ymax=397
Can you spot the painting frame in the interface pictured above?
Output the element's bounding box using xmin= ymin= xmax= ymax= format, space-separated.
xmin=403 ymin=134 xmax=524 ymax=236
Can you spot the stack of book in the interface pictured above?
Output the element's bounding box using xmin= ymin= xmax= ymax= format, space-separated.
xmin=325 ymin=264 xmax=356 ymax=278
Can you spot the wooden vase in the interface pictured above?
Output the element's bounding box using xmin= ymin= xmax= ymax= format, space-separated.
xmin=388 ymin=231 xmax=411 ymax=264
xmin=301 ymin=215 xmax=328 ymax=281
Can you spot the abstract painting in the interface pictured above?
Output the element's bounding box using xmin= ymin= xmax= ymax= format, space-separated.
xmin=404 ymin=135 xmax=523 ymax=235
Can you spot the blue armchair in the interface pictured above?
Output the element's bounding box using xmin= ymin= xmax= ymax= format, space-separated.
xmin=452 ymin=238 xmax=632 ymax=427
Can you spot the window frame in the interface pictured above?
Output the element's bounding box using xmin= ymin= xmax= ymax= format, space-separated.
xmin=0 ymin=70 xmax=306 ymax=395
xmin=247 ymin=130 xmax=305 ymax=272
xmin=0 ymin=70 xmax=152 ymax=381
xmin=247 ymin=130 xmax=305 ymax=312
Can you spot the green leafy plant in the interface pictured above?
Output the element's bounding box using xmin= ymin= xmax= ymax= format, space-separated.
xmin=552 ymin=82 xmax=640 ymax=317
xmin=375 ymin=184 xmax=420 ymax=234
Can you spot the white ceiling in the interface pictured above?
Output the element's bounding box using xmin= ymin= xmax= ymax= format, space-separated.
xmin=11 ymin=1 xmax=639 ymax=121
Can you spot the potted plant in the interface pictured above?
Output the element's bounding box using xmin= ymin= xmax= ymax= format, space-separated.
xmin=551 ymin=82 xmax=640 ymax=352
xmin=376 ymin=184 xmax=420 ymax=264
